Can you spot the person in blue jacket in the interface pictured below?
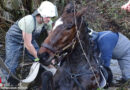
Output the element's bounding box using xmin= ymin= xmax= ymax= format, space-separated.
xmin=90 ymin=30 xmax=130 ymax=83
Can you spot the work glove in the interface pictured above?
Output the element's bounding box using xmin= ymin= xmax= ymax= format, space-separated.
xmin=34 ymin=58 xmax=40 ymax=62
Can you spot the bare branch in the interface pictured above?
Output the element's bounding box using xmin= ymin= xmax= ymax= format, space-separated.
xmin=0 ymin=0 xmax=13 ymax=13
xmin=0 ymin=16 xmax=14 ymax=23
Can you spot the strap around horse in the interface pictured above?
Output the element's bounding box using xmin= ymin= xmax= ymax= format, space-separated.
xmin=41 ymin=43 xmax=56 ymax=53
xmin=65 ymin=69 xmax=92 ymax=90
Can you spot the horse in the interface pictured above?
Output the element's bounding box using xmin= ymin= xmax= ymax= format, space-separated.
xmin=38 ymin=3 xmax=112 ymax=90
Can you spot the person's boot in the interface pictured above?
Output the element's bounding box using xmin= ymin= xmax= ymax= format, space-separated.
xmin=116 ymin=78 xmax=130 ymax=88
xmin=116 ymin=78 xmax=127 ymax=84
xmin=112 ymin=78 xmax=127 ymax=87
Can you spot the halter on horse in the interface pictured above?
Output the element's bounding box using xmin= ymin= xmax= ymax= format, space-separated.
xmin=38 ymin=3 xmax=112 ymax=90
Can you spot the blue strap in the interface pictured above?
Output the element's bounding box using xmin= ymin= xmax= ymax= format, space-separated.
xmin=32 ymin=16 xmax=36 ymax=31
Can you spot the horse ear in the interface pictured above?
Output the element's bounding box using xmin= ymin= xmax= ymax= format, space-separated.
xmin=63 ymin=2 xmax=74 ymax=14
xmin=76 ymin=7 xmax=87 ymax=18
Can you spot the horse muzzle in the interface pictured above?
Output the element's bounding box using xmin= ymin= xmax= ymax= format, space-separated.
xmin=38 ymin=52 xmax=54 ymax=66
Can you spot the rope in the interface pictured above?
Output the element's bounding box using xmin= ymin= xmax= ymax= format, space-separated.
xmin=73 ymin=1 xmax=101 ymax=89
xmin=19 ymin=1 xmax=41 ymax=85
xmin=20 ymin=0 xmax=40 ymax=81
xmin=19 ymin=1 xmax=26 ymax=85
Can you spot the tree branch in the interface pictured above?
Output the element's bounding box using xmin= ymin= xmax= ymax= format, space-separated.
xmin=0 ymin=16 xmax=14 ymax=23
xmin=0 ymin=0 xmax=13 ymax=13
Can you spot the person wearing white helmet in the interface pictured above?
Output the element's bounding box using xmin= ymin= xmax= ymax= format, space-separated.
xmin=1 ymin=1 xmax=58 ymax=86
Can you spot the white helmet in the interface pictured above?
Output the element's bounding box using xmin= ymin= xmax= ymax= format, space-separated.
xmin=37 ymin=1 xmax=58 ymax=18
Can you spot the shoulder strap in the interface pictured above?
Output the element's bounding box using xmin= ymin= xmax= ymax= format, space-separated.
xmin=32 ymin=16 xmax=36 ymax=31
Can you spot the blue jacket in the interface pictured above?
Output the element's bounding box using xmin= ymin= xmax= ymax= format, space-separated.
xmin=95 ymin=31 xmax=118 ymax=67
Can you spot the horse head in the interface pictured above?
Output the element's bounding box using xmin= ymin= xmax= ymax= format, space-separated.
xmin=38 ymin=3 xmax=88 ymax=66
xmin=37 ymin=3 xmax=113 ymax=90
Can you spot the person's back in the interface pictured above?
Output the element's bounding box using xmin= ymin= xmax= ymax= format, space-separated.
xmin=112 ymin=33 xmax=130 ymax=59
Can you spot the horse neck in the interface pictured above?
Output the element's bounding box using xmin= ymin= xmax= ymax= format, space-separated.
xmin=66 ymin=26 xmax=93 ymax=66
xmin=65 ymin=42 xmax=92 ymax=73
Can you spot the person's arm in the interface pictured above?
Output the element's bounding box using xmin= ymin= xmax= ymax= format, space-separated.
xmin=22 ymin=31 xmax=38 ymax=58
xmin=121 ymin=0 xmax=130 ymax=12
xmin=18 ymin=15 xmax=38 ymax=59
xmin=98 ymin=32 xmax=118 ymax=67
xmin=98 ymin=41 xmax=113 ymax=67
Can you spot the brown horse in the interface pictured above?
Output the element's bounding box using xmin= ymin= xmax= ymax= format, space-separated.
xmin=38 ymin=3 xmax=112 ymax=90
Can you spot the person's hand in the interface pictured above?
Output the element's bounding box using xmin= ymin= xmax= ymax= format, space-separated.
xmin=127 ymin=6 xmax=130 ymax=12
xmin=121 ymin=1 xmax=130 ymax=12
xmin=51 ymin=59 xmax=56 ymax=65
xmin=34 ymin=58 xmax=40 ymax=62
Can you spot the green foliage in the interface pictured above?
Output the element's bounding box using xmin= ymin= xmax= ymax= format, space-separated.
xmin=11 ymin=0 xmax=21 ymax=10
xmin=97 ymin=88 xmax=104 ymax=90
xmin=84 ymin=0 xmax=130 ymax=39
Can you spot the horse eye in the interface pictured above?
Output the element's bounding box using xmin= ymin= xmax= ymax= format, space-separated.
xmin=66 ymin=24 xmax=74 ymax=30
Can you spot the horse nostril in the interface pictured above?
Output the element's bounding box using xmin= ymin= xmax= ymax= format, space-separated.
xmin=39 ymin=52 xmax=51 ymax=66
xmin=37 ymin=52 xmax=49 ymax=59
xmin=42 ymin=52 xmax=49 ymax=60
